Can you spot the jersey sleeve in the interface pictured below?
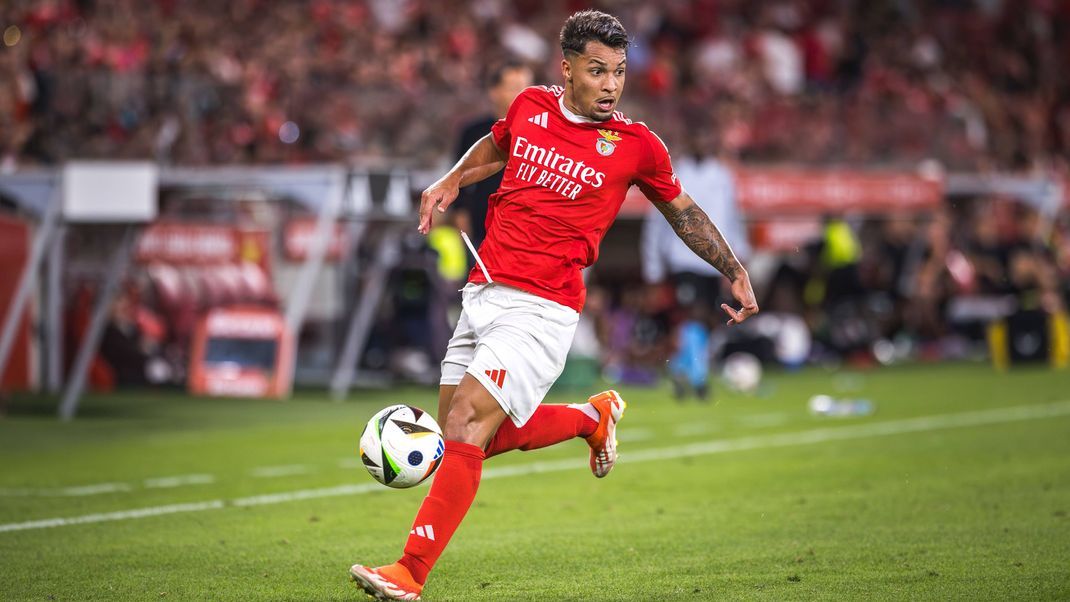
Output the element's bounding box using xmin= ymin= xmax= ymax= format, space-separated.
xmin=490 ymin=114 xmax=511 ymax=153
xmin=632 ymin=128 xmax=682 ymax=203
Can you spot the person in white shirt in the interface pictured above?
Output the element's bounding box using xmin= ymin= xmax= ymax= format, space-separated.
xmin=641 ymin=134 xmax=751 ymax=399
xmin=641 ymin=138 xmax=751 ymax=308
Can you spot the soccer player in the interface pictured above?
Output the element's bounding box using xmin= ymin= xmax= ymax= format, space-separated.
xmin=351 ymin=10 xmax=758 ymax=600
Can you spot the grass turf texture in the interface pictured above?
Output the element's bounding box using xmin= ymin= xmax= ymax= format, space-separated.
xmin=0 ymin=363 xmax=1068 ymax=601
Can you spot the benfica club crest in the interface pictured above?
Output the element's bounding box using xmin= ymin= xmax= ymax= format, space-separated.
xmin=596 ymin=129 xmax=621 ymax=156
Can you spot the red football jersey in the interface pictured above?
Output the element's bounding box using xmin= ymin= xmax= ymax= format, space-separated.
xmin=469 ymin=85 xmax=682 ymax=312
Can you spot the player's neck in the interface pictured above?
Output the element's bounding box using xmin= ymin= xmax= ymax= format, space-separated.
xmin=559 ymin=90 xmax=596 ymax=124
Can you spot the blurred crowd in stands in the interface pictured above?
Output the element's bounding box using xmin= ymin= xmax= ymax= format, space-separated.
xmin=2 ymin=0 xmax=1070 ymax=172
xmin=529 ymin=196 xmax=1070 ymax=390
xmin=350 ymin=194 xmax=1070 ymax=396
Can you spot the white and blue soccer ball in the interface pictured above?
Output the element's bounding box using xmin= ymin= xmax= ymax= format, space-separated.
xmin=360 ymin=404 xmax=444 ymax=489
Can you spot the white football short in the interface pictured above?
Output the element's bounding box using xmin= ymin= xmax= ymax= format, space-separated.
xmin=440 ymin=282 xmax=579 ymax=427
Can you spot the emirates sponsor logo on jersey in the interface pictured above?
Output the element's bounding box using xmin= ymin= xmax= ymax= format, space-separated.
xmin=511 ymin=135 xmax=607 ymax=200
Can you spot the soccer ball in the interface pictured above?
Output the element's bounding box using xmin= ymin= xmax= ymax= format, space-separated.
xmin=722 ymin=352 xmax=762 ymax=393
xmin=359 ymin=404 xmax=445 ymax=488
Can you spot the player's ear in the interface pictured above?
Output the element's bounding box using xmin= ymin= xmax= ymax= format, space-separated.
xmin=561 ymin=57 xmax=572 ymax=83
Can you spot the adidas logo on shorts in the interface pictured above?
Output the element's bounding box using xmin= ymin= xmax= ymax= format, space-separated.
xmin=485 ymin=369 xmax=507 ymax=388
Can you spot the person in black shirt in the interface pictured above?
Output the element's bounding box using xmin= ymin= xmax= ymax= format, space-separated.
xmin=452 ymin=59 xmax=533 ymax=251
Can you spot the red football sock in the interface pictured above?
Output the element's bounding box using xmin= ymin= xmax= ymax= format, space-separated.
xmin=484 ymin=404 xmax=598 ymax=458
xmin=398 ymin=440 xmax=485 ymax=585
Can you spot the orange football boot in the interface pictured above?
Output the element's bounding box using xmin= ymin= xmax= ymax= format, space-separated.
xmin=584 ymin=390 xmax=627 ymax=478
xmin=349 ymin=562 xmax=423 ymax=601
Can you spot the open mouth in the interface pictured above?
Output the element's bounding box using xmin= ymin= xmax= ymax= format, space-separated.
xmin=596 ymin=98 xmax=615 ymax=112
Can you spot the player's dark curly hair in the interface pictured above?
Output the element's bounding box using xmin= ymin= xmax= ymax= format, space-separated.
xmin=559 ymin=9 xmax=629 ymax=57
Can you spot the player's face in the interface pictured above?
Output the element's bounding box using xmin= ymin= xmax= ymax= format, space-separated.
xmin=562 ymin=41 xmax=626 ymax=122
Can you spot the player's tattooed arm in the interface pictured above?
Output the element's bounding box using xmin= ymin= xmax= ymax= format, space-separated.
xmin=655 ymin=191 xmax=759 ymax=325
xmin=419 ymin=134 xmax=506 ymax=234
xmin=654 ymin=192 xmax=742 ymax=280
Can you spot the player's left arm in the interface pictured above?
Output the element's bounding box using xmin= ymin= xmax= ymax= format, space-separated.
xmin=654 ymin=190 xmax=759 ymax=326
xmin=418 ymin=134 xmax=507 ymax=234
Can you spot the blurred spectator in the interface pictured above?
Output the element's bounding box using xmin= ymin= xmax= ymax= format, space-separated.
xmin=641 ymin=130 xmax=751 ymax=308
xmin=799 ymin=217 xmax=868 ymax=356
xmin=965 ymin=201 xmax=1013 ymax=295
xmin=98 ymin=285 xmax=154 ymax=386
xmin=668 ymin=304 xmax=711 ymax=401
xmin=641 ymin=129 xmax=750 ymax=394
xmin=602 ymin=286 xmax=672 ymax=386
xmin=1008 ymin=205 xmax=1063 ymax=314
xmin=451 ymin=59 xmax=532 ymax=251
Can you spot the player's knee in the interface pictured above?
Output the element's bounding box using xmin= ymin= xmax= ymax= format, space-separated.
xmin=442 ymin=396 xmax=489 ymax=446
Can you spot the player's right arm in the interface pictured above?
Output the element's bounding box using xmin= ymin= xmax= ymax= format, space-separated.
xmin=654 ymin=191 xmax=759 ymax=326
xmin=418 ymin=134 xmax=507 ymax=235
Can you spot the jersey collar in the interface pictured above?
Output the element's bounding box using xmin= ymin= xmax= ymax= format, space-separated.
xmin=558 ymin=95 xmax=597 ymax=124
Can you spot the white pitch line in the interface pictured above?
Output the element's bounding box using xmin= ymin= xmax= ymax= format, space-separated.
xmin=0 ymin=483 xmax=132 ymax=497
xmin=2 ymin=400 xmax=1068 ymax=534
xmin=56 ymin=482 xmax=133 ymax=496
xmin=626 ymin=401 xmax=1070 ymax=463
xmin=250 ymin=465 xmax=313 ymax=478
xmin=232 ymin=483 xmax=383 ymax=507
xmin=144 ymin=474 xmax=216 ymax=489
xmin=1 ymin=476 xmax=214 ymax=497
xmin=0 ymin=501 xmax=225 ymax=532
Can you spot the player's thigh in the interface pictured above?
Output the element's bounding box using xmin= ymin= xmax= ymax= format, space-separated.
xmin=442 ymin=373 xmax=507 ymax=447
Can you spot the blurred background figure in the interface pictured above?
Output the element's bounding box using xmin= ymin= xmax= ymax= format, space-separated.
xmin=641 ymin=129 xmax=750 ymax=398
xmin=667 ymin=304 xmax=711 ymax=401
xmin=451 ymin=59 xmax=533 ymax=254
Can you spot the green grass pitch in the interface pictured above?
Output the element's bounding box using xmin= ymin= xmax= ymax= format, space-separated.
xmin=1 ymin=363 xmax=1068 ymax=600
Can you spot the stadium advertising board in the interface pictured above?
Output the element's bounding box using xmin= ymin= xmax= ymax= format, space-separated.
xmin=137 ymin=223 xmax=238 ymax=264
xmin=733 ymin=169 xmax=944 ymax=216
xmin=619 ymin=168 xmax=944 ymax=219
xmin=282 ymin=218 xmax=349 ymax=262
